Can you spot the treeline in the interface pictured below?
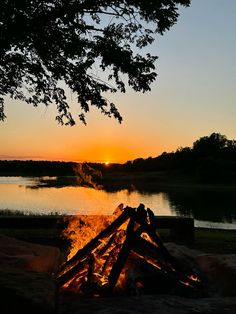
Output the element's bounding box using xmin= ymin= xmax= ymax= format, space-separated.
xmin=1 ymin=133 xmax=236 ymax=185
xmin=104 ymin=133 xmax=236 ymax=184
xmin=0 ymin=160 xmax=77 ymax=176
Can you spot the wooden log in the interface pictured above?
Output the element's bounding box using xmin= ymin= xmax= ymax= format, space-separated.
xmin=80 ymin=253 xmax=96 ymax=296
xmin=101 ymin=244 xmax=120 ymax=275
xmin=57 ymin=257 xmax=88 ymax=287
xmin=132 ymin=233 xmax=202 ymax=289
xmin=96 ymin=231 xmax=121 ymax=256
xmin=104 ymin=219 xmax=144 ymax=295
xmin=128 ymin=206 xmax=175 ymax=263
xmin=132 ymin=235 xmax=165 ymax=267
xmin=67 ymin=270 xmax=87 ymax=289
xmin=128 ymin=206 xmax=200 ymax=287
xmin=57 ymin=208 xmax=133 ymax=275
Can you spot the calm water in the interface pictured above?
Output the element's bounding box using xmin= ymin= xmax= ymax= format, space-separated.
xmin=1 ymin=176 xmax=236 ymax=229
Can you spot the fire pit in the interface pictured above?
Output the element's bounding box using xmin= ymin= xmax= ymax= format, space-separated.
xmin=55 ymin=204 xmax=205 ymax=298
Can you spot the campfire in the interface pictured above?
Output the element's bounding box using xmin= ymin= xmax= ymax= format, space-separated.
xmin=56 ymin=204 xmax=204 ymax=297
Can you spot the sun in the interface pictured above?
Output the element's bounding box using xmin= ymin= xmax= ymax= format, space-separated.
xmin=104 ymin=161 xmax=110 ymax=166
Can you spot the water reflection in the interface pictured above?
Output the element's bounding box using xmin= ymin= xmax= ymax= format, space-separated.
xmin=0 ymin=177 xmax=236 ymax=228
xmin=0 ymin=177 xmax=172 ymax=216
xmin=166 ymin=188 xmax=236 ymax=223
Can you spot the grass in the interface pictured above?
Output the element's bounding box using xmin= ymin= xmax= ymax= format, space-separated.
xmin=1 ymin=213 xmax=236 ymax=255
xmin=192 ymin=228 xmax=236 ymax=254
xmin=158 ymin=227 xmax=236 ymax=254
xmin=0 ymin=209 xmax=64 ymax=216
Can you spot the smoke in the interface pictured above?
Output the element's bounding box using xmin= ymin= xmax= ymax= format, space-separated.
xmin=73 ymin=162 xmax=103 ymax=189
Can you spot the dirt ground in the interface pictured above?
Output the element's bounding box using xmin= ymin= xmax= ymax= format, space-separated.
xmin=58 ymin=291 xmax=236 ymax=314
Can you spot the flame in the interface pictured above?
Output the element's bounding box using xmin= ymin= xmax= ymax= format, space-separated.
xmin=61 ymin=208 xmax=129 ymax=294
xmin=59 ymin=204 xmax=202 ymax=296
xmin=179 ymin=280 xmax=194 ymax=288
xmin=179 ymin=274 xmax=201 ymax=288
xmin=62 ymin=214 xmax=114 ymax=260
xmin=187 ymin=274 xmax=201 ymax=282
xmin=62 ymin=204 xmax=125 ymax=261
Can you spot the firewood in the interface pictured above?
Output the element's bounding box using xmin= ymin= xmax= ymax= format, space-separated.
xmin=132 ymin=234 xmax=202 ymax=290
xmin=96 ymin=230 xmax=123 ymax=256
xmin=57 ymin=208 xmax=133 ymax=275
xmin=57 ymin=256 xmax=89 ymax=287
xmin=104 ymin=219 xmax=144 ymax=295
xmin=67 ymin=270 xmax=87 ymax=289
xmin=100 ymin=233 xmax=125 ymax=275
xmin=57 ymin=204 xmax=202 ymax=295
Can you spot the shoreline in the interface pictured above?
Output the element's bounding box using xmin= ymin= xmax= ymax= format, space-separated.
xmin=0 ymin=215 xmax=236 ymax=255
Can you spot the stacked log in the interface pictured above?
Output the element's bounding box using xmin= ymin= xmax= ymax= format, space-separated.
xmin=56 ymin=204 xmax=203 ymax=297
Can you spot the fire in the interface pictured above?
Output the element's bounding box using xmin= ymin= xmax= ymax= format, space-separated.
xmin=57 ymin=204 xmax=203 ymax=297
xmin=188 ymin=274 xmax=201 ymax=282
xmin=62 ymin=214 xmax=114 ymax=261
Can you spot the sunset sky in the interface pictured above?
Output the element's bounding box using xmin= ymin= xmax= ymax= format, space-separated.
xmin=0 ymin=0 xmax=236 ymax=164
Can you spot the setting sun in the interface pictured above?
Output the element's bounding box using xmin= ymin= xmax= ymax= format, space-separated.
xmin=104 ymin=161 xmax=110 ymax=166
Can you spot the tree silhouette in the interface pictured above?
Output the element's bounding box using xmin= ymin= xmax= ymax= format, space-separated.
xmin=192 ymin=133 xmax=228 ymax=156
xmin=0 ymin=0 xmax=190 ymax=125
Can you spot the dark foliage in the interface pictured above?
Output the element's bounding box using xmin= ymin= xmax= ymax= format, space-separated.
xmin=122 ymin=133 xmax=236 ymax=184
xmin=0 ymin=160 xmax=76 ymax=176
xmin=0 ymin=0 xmax=190 ymax=125
xmin=1 ymin=133 xmax=236 ymax=185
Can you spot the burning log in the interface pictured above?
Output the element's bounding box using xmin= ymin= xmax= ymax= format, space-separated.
xmin=104 ymin=218 xmax=139 ymax=294
xmin=132 ymin=236 xmax=202 ymax=290
xmin=57 ymin=208 xmax=132 ymax=276
xmin=57 ymin=256 xmax=89 ymax=287
xmin=100 ymin=230 xmax=125 ymax=274
xmin=56 ymin=204 xmax=203 ymax=297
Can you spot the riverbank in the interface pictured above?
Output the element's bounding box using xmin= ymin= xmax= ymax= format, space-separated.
xmin=101 ymin=171 xmax=236 ymax=192
xmin=0 ymin=215 xmax=236 ymax=255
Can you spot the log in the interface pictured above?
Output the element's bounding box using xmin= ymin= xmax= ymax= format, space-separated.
xmin=57 ymin=208 xmax=133 ymax=275
xmin=97 ymin=231 xmax=122 ymax=256
xmin=57 ymin=257 xmax=89 ymax=287
xmin=128 ymin=206 xmax=175 ymax=263
xmin=104 ymin=219 xmax=144 ymax=295
xmin=81 ymin=253 xmax=96 ymax=296
xmin=100 ymin=236 xmax=124 ymax=275
xmin=132 ymin=232 xmax=202 ymax=289
xmin=67 ymin=270 xmax=87 ymax=289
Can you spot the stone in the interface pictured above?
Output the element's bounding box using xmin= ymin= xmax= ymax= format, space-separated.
xmin=0 ymin=234 xmax=63 ymax=274
xmin=0 ymin=235 xmax=62 ymax=313
xmin=0 ymin=267 xmax=58 ymax=314
xmin=196 ymin=254 xmax=236 ymax=297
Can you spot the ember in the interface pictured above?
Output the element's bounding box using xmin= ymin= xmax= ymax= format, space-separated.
xmin=56 ymin=204 xmax=204 ymax=297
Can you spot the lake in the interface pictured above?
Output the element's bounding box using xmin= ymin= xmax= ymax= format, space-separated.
xmin=0 ymin=176 xmax=236 ymax=229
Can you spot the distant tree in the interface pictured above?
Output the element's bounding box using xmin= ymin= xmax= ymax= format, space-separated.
xmin=0 ymin=0 xmax=191 ymax=125
xmin=192 ymin=133 xmax=228 ymax=156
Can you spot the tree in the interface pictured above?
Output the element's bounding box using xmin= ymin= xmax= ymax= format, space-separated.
xmin=0 ymin=0 xmax=191 ymax=126
xmin=192 ymin=133 xmax=228 ymax=156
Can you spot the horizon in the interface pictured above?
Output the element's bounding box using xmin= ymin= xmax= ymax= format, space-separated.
xmin=1 ymin=130 xmax=235 ymax=165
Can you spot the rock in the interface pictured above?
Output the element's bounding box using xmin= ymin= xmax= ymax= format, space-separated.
xmin=164 ymin=242 xmax=236 ymax=298
xmin=0 ymin=267 xmax=58 ymax=314
xmin=0 ymin=235 xmax=62 ymax=313
xmin=165 ymin=242 xmax=204 ymax=275
xmin=0 ymin=234 xmax=63 ymax=274
xmin=196 ymin=254 xmax=236 ymax=297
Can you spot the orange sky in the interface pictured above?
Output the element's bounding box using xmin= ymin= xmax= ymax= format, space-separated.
xmin=1 ymin=0 xmax=236 ymax=164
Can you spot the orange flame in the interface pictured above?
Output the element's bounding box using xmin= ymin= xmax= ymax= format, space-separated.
xmin=188 ymin=274 xmax=201 ymax=282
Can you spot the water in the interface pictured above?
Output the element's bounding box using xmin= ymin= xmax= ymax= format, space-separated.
xmin=0 ymin=176 xmax=236 ymax=229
